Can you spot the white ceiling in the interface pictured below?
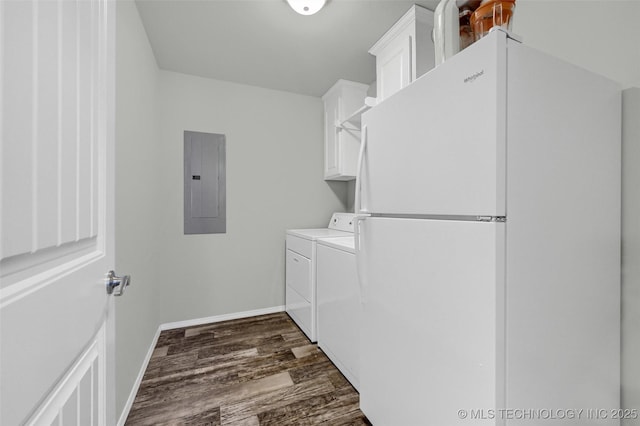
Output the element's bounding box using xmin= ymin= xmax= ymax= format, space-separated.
xmin=135 ymin=0 xmax=441 ymax=97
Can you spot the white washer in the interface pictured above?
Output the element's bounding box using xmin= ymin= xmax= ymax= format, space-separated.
xmin=285 ymin=213 xmax=355 ymax=342
xmin=316 ymin=237 xmax=360 ymax=390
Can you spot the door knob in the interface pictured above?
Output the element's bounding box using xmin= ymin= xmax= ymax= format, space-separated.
xmin=105 ymin=270 xmax=131 ymax=296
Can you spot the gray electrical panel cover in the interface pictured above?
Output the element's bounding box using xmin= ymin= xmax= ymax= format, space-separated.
xmin=184 ymin=131 xmax=226 ymax=234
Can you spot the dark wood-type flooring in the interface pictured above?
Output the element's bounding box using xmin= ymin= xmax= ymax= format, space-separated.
xmin=125 ymin=312 xmax=370 ymax=425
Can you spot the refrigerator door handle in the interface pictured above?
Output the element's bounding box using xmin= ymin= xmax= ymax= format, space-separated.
xmin=354 ymin=213 xmax=369 ymax=304
xmin=355 ymin=125 xmax=368 ymax=214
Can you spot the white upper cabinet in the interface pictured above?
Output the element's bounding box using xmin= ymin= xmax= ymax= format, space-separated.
xmin=322 ymin=80 xmax=369 ymax=181
xmin=369 ymin=5 xmax=435 ymax=102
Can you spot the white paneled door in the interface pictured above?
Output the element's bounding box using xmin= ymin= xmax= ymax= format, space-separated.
xmin=0 ymin=0 xmax=116 ymax=425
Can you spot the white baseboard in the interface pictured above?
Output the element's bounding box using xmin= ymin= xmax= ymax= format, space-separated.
xmin=160 ymin=305 xmax=285 ymax=331
xmin=116 ymin=305 xmax=285 ymax=425
xmin=116 ymin=326 xmax=161 ymax=426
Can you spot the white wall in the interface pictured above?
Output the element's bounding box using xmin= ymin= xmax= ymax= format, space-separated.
xmin=114 ymin=0 xmax=162 ymax=417
xmin=622 ymin=88 xmax=640 ymax=425
xmin=512 ymin=1 xmax=640 ymax=89
xmin=156 ymin=71 xmax=347 ymax=323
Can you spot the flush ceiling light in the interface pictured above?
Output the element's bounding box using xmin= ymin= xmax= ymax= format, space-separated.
xmin=286 ymin=0 xmax=326 ymax=15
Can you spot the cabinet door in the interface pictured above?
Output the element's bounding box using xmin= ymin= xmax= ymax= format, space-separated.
xmin=323 ymin=94 xmax=340 ymax=179
xmin=376 ymin=28 xmax=412 ymax=101
xmin=323 ymin=81 xmax=368 ymax=181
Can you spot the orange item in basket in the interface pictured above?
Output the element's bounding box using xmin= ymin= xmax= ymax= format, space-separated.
xmin=470 ymin=0 xmax=516 ymax=41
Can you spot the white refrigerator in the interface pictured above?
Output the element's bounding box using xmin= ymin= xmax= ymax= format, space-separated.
xmin=356 ymin=30 xmax=621 ymax=425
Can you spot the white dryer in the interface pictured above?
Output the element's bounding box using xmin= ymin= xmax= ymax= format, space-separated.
xmin=316 ymin=236 xmax=360 ymax=390
xmin=285 ymin=213 xmax=355 ymax=342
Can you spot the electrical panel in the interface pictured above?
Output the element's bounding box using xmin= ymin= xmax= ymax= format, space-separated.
xmin=184 ymin=131 xmax=226 ymax=234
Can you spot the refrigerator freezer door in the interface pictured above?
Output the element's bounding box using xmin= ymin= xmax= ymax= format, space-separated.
xmin=360 ymin=30 xmax=507 ymax=217
xmin=358 ymin=217 xmax=505 ymax=425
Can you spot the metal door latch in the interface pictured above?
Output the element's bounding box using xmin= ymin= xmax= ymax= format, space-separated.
xmin=105 ymin=270 xmax=131 ymax=296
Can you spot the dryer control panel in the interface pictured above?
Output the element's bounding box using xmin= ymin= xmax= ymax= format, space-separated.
xmin=328 ymin=213 xmax=356 ymax=233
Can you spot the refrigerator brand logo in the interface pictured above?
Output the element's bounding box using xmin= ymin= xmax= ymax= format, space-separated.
xmin=464 ymin=70 xmax=484 ymax=83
